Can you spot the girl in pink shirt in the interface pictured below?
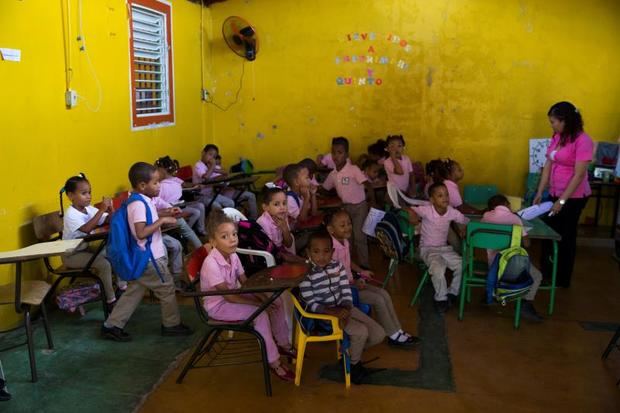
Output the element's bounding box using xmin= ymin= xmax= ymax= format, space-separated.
xmin=155 ymin=156 xmax=206 ymax=237
xmin=434 ymin=158 xmax=481 ymax=215
xmin=534 ymin=101 xmax=593 ymax=288
xmin=256 ymin=185 xmax=305 ymax=263
xmin=200 ymin=210 xmax=295 ymax=382
xmin=383 ymin=135 xmax=416 ymax=196
xmin=326 ymin=210 xmax=419 ymax=347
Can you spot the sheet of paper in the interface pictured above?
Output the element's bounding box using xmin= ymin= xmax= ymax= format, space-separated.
xmin=0 ymin=48 xmax=21 ymax=62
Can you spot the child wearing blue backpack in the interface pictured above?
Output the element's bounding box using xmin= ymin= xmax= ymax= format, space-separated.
xmin=102 ymin=162 xmax=193 ymax=341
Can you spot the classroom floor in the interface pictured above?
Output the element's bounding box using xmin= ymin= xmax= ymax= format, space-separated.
xmin=140 ymin=244 xmax=620 ymax=413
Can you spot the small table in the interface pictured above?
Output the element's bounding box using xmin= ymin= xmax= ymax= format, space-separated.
xmin=589 ymin=180 xmax=620 ymax=238
xmin=466 ymin=216 xmax=561 ymax=315
xmin=202 ymin=175 xmax=260 ymax=210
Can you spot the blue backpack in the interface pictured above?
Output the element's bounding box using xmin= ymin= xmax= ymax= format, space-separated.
xmin=107 ymin=193 xmax=163 ymax=282
xmin=486 ymin=226 xmax=533 ymax=305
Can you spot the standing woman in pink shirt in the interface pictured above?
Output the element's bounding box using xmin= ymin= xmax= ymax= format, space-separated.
xmin=534 ymin=101 xmax=594 ymax=288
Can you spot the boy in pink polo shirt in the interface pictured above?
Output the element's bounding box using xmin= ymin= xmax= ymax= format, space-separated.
xmin=322 ymin=137 xmax=374 ymax=268
xmin=482 ymin=195 xmax=543 ymax=322
xmin=383 ymin=135 xmax=415 ymax=197
xmin=103 ymin=162 xmax=193 ymax=341
xmin=407 ymin=182 xmax=469 ymax=313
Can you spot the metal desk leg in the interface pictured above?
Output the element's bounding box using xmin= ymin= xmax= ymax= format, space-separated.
xmin=611 ymin=186 xmax=620 ymax=239
xmin=548 ymin=240 xmax=558 ymax=315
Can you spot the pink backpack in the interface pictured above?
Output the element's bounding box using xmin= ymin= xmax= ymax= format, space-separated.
xmin=56 ymin=282 xmax=101 ymax=316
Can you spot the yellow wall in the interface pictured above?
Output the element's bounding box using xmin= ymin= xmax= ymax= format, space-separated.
xmin=0 ymin=0 xmax=204 ymax=326
xmin=204 ymin=0 xmax=620 ymax=202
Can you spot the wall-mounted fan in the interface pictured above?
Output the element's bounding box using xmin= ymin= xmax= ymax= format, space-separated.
xmin=222 ymin=16 xmax=259 ymax=61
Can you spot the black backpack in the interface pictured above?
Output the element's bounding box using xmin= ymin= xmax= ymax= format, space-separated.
xmin=375 ymin=210 xmax=409 ymax=262
xmin=237 ymin=220 xmax=282 ymax=275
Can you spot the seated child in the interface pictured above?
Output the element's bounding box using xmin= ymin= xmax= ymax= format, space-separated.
xmin=481 ymin=195 xmax=543 ymax=322
xmin=257 ymin=184 xmax=306 ymax=264
xmin=208 ymin=145 xmax=258 ymax=219
xmin=362 ymin=159 xmax=383 ymax=185
xmin=383 ymin=135 xmax=416 ymax=197
xmin=298 ymin=158 xmax=320 ymax=187
xmin=316 ymin=152 xmax=336 ymax=170
xmin=200 ymin=210 xmax=295 ymax=382
xmin=149 ymin=196 xmax=189 ymax=286
xmin=357 ymin=139 xmax=387 ymax=167
xmin=407 ymin=182 xmax=469 ymax=313
xmin=300 ymin=231 xmax=385 ymax=384
xmin=61 ymin=173 xmax=120 ymax=308
xmin=156 ymin=155 xmax=206 ymax=237
xmin=193 ymin=144 xmax=235 ymax=210
xmin=423 ymin=159 xmax=445 ymax=198
xmin=283 ymin=163 xmax=318 ymax=230
xmin=434 ymin=158 xmax=480 ymax=215
xmin=102 ymin=162 xmax=192 ymax=341
xmin=322 ymin=137 xmax=372 ymax=268
xmin=326 ymin=210 xmax=419 ymax=346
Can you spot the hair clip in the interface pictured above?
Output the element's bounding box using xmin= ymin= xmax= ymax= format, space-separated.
xmin=265 ymin=182 xmax=281 ymax=189
xmin=575 ymin=108 xmax=579 ymax=114
xmin=59 ymin=186 xmax=66 ymax=194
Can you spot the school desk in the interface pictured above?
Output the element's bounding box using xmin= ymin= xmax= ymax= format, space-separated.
xmin=589 ymin=180 xmax=620 ymax=237
xmin=465 ymin=216 xmax=561 ymax=315
xmin=0 ymin=239 xmax=83 ymax=382
xmin=178 ymin=262 xmax=308 ymax=396
xmin=317 ymin=195 xmax=343 ymax=210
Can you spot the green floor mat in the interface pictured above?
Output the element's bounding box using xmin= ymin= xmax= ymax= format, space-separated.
xmin=0 ymin=303 xmax=201 ymax=413
xmin=319 ymin=286 xmax=455 ymax=391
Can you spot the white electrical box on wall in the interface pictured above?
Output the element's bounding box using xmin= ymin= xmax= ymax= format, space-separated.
xmin=65 ymin=90 xmax=78 ymax=108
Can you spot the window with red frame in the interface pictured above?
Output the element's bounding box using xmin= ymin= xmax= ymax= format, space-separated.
xmin=128 ymin=0 xmax=174 ymax=129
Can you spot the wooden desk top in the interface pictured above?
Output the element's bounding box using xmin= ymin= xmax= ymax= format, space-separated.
xmin=243 ymin=263 xmax=308 ymax=291
xmin=0 ymin=239 xmax=84 ymax=264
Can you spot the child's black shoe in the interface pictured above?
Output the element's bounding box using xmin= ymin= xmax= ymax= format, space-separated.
xmin=388 ymin=332 xmax=420 ymax=348
xmin=161 ymin=323 xmax=193 ymax=337
xmin=447 ymin=293 xmax=458 ymax=307
xmin=350 ymin=362 xmax=368 ymax=385
xmin=101 ymin=325 xmax=131 ymax=342
xmin=521 ymin=301 xmax=544 ymax=323
xmin=434 ymin=300 xmax=449 ymax=313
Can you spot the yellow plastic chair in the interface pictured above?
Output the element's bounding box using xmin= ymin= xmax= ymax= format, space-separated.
xmin=289 ymin=291 xmax=351 ymax=389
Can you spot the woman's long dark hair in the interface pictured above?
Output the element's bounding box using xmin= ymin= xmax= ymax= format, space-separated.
xmin=547 ymin=101 xmax=584 ymax=145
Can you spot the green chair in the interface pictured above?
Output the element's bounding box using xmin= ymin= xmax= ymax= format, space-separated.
xmin=463 ymin=185 xmax=498 ymax=205
xmin=459 ymin=222 xmax=525 ymax=329
xmin=409 ymin=265 xmax=430 ymax=306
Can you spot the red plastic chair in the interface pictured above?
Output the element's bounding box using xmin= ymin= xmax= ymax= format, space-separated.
xmin=112 ymin=191 xmax=129 ymax=210
xmin=177 ymin=165 xmax=193 ymax=182
xmin=177 ymin=244 xmax=277 ymax=396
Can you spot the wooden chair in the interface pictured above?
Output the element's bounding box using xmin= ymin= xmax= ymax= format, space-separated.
xmin=0 ymin=272 xmax=53 ymax=382
xmin=32 ymin=211 xmax=109 ymax=318
xmin=176 ymin=245 xmax=279 ymax=396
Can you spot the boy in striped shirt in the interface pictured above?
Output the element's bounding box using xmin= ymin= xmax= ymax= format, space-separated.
xmin=300 ymin=231 xmax=385 ymax=384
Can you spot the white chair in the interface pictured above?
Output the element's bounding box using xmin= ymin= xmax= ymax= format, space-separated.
xmin=386 ymin=181 xmax=429 ymax=209
xmin=222 ymin=207 xmax=248 ymax=222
